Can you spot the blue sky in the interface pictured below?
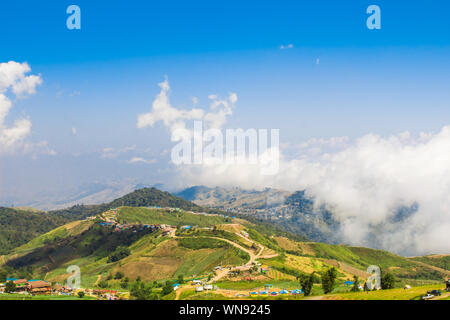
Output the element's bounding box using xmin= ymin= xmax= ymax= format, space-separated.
xmin=1 ymin=0 xmax=450 ymax=207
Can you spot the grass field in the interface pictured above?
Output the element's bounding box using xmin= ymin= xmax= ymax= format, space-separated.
xmin=216 ymin=280 xmax=301 ymax=290
xmin=328 ymin=284 xmax=445 ymax=300
xmin=117 ymin=207 xmax=229 ymax=227
xmin=0 ymin=293 xmax=96 ymax=300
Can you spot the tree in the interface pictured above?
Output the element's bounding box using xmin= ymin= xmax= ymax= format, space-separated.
xmin=107 ymin=246 xmax=131 ymax=263
xmin=363 ymin=282 xmax=369 ymax=292
xmin=298 ymin=273 xmax=314 ymax=296
xmin=130 ymin=282 xmax=152 ymax=300
xmin=120 ymin=277 xmax=129 ymax=289
xmin=5 ymin=281 xmax=16 ymax=293
xmin=161 ymin=282 xmax=174 ymax=296
xmin=0 ymin=269 xmax=7 ymax=283
xmin=351 ymin=276 xmax=360 ymax=292
xmin=77 ymin=291 xmax=85 ymax=298
xmin=114 ymin=271 xmax=124 ymax=280
xmin=177 ymin=274 xmax=184 ymax=284
xmin=321 ymin=267 xmax=337 ymax=294
xmin=98 ymin=280 xmax=108 ymax=288
xmin=381 ymin=272 xmax=396 ymax=290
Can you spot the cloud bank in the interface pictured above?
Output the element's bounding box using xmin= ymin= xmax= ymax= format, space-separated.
xmin=0 ymin=61 xmax=42 ymax=153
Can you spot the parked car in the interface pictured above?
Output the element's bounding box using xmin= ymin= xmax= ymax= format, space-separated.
xmin=428 ymin=290 xmax=442 ymax=296
xmin=421 ymin=293 xmax=434 ymax=300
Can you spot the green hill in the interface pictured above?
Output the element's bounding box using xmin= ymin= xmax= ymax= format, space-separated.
xmin=1 ymin=192 xmax=449 ymax=300
xmin=0 ymin=207 xmax=70 ymax=255
xmin=0 ymin=188 xmax=223 ymax=258
xmin=48 ymin=187 xmax=206 ymax=221
xmin=0 ymin=206 xmax=247 ymax=283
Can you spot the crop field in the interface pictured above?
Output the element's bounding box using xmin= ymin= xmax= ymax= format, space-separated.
xmin=328 ymin=284 xmax=445 ymax=300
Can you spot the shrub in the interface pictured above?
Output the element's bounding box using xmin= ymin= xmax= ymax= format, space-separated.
xmin=107 ymin=246 xmax=131 ymax=263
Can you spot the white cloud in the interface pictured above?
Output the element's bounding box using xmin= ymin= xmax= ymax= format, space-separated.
xmin=101 ymin=145 xmax=136 ymax=159
xmin=0 ymin=61 xmax=42 ymax=154
xmin=137 ymin=78 xmax=237 ymax=133
xmin=72 ymin=127 xmax=77 ymax=135
xmin=175 ymin=126 xmax=450 ymax=255
xmin=128 ymin=157 xmax=157 ymax=164
xmin=279 ymin=44 xmax=294 ymax=50
xmin=69 ymin=90 xmax=81 ymax=97
xmin=23 ymin=140 xmax=57 ymax=158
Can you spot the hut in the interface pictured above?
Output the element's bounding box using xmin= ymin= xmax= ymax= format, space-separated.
xmin=27 ymin=280 xmax=51 ymax=294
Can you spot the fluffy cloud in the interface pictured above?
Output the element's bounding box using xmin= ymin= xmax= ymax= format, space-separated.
xmin=176 ymin=127 xmax=450 ymax=255
xmin=0 ymin=61 xmax=42 ymax=153
xmin=137 ymin=78 xmax=237 ymax=133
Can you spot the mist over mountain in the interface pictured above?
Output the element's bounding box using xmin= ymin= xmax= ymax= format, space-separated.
xmin=176 ymin=186 xmax=434 ymax=256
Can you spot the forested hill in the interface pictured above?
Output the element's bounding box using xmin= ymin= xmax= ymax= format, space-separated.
xmin=109 ymin=188 xmax=202 ymax=211
xmin=47 ymin=187 xmax=204 ymax=221
xmin=0 ymin=207 xmax=68 ymax=254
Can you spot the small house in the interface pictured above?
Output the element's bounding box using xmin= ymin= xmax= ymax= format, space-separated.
xmin=27 ymin=280 xmax=51 ymax=294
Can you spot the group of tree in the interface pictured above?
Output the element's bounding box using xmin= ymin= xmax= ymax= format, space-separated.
xmin=298 ymin=267 xmax=396 ymax=296
xmin=129 ymin=278 xmax=175 ymax=300
xmin=4 ymin=281 xmax=16 ymax=293
xmin=107 ymin=246 xmax=131 ymax=263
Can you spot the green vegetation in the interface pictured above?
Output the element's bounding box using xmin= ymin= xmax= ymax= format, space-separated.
xmin=351 ymin=276 xmax=360 ymax=292
xmin=247 ymin=229 xmax=280 ymax=252
xmin=0 ymin=293 xmax=96 ymax=300
xmin=298 ymin=273 xmax=314 ymax=296
xmin=46 ymin=187 xmax=207 ymax=222
xmin=305 ymin=242 xmax=447 ymax=281
xmin=381 ymin=272 xmax=396 ymax=289
xmin=411 ymin=255 xmax=450 ymax=271
xmin=5 ymin=281 xmax=16 ymax=293
xmin=177 ymin=237 xmax=228 ymax=250
xmin=330 ymin=284 xmax=445 ymax=300
xmin=0 ymin=207 xmax=70 ymax=254
xmin=321 ymin=267 xmax=337 ymax=294
xmin=107 ymin=246 xmax=131 ymax=263
xmin=117 ymin=207 xmax=229 ymax=227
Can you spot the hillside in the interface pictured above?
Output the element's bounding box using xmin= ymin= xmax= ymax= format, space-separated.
xmin=0 ymin=188 xmax=215 ymax=256
xmin=1 ymin=204 xmax=449 ymax=299
xmin=0 ymin=207 xmax=71 ymax=255
xmin=49 ymin=187 xmax=206 ymax=221
xmin=176 ymin=186 xmax=290 ymax=209
xmin=0 ymin=207 xmax=249 ymax=286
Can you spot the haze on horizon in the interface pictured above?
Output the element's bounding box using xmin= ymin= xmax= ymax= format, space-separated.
xmin=1 ymin=0 xmax=450 ymax=255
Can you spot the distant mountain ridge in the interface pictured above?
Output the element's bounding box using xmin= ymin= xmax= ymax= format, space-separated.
xmin=176 ymin=186 xmax=341 ymax=244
